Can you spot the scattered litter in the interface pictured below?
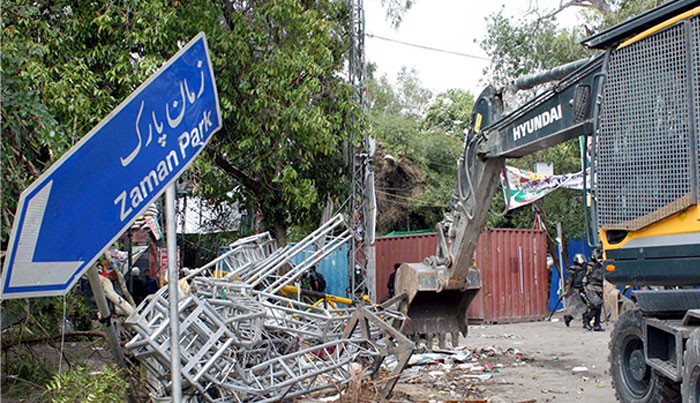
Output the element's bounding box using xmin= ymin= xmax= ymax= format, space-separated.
xmin=483 ymin=362 xmax=499 ymax=373
xmin=541 ymin=389 xmax=567 ymax=394
xmin=429 ymin=370 xmax=446 ymax=377
xmin=319 ymin=394 xmax=340 ymax=402
xmin=572 ymin=366 xmax=588 ymax=372
xmin=550 ymin=318 xmax=560 ymax=322
xmin=465 ymin=373 xmax=492 ymax=381
xmin=409 ymin=352 xmax=447 ymax=366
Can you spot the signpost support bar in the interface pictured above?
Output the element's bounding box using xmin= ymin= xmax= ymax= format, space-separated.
xmin=166 ymin=184 xmax=182 ymax=402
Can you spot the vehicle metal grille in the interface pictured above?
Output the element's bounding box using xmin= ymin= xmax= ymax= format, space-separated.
xmin=597 ymin=20 xmax=696 ymax=231
xmin=693 ymin=16 xmax=700 ymax=197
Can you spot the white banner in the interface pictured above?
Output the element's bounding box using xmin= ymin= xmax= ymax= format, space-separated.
xmin=501 ymin=166 xmax=590 ymax=210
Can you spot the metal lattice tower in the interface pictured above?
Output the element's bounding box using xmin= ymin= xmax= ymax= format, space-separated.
xmin=347 ymin=0 xmax=371 ymax=300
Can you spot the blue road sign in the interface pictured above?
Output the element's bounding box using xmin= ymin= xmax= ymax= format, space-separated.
xmin=1 ymin=33 xmax=221 ymax=299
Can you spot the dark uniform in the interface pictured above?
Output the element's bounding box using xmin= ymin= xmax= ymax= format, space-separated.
xmin=582 ymin=259 xmax=605 ymax=331
xmin=307 ymin=268 xmax=326 ymax=293
xmin=387 ymin=263 xmax=400 ymax=298
xmin=563 ymin=260 xmax=587 ymax=327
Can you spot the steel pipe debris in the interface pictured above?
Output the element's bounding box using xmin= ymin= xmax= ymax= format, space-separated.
xmin=124 ymin=214 xmax=414 ymax=402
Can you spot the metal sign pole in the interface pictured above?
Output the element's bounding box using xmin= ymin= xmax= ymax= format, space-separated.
xmin=166 ymin=184 xmax=182 ymax=402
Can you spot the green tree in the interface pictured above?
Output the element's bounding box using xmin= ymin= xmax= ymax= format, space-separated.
xmin=368 ymin=68 xmax=468 ymax=233
xmin=197 ymin=0 xmax=361 ymax=245
xmin=424 ymin=89 xmax=475 ymax=140
xmin=480 ymin=10 xmax=590 ymax=89
xmin=1 ymin=0 xmax=360 ymax=248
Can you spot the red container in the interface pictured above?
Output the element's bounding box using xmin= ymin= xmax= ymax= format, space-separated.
xmin=373 ymin=228 xmax=549 ymax=324
xmin=469 ymin=228 xmax=549 ymax=323
xmin=373 ymin=233 xmax=438 ymax=303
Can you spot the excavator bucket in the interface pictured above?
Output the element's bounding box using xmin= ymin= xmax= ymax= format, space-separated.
xmin=395 ymin=262 xmax=481 ymax=349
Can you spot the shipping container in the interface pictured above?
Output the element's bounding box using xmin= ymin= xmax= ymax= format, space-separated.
xmin=373 ymin=232 xmax=438 ymax=303
xmin=373 ymin=228 xmax=549 ymax=323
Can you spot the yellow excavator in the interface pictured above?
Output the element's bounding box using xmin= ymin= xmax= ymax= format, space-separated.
xmin=394 ymin=1 xmax=700 ymax=400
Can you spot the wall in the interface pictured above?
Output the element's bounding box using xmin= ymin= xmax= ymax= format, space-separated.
xmin=373 ymin=228 xmax=549 ymax=323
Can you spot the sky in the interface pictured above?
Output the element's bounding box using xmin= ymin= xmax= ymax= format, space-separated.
xmin=364 ymin=0 xmax=582 ymax=97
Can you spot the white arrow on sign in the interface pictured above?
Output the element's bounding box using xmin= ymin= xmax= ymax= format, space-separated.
xmin=8 ymin=181 xmax=84 ymax=290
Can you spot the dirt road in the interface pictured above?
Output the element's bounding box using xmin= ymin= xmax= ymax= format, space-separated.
xmin=389 ymin=313 xmax=615 ymax=403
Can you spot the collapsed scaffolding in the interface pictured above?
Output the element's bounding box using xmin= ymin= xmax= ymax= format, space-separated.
xmin=123 ymin=214 xmax=414 ymax=402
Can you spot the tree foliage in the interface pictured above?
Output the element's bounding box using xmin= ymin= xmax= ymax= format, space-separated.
xmin=1 ymin=0 xmax=361 ymax=248
xmin=379 ymin=0 xmax=415 ymax=28
xmin=44 ymin=365 xmax=128 ymax=403
xmin=424 ymin=89 xmax=475 ymax=140
xmin=198 ymin=0 xmax=361 ymax=244
xmin=368 ymin=68 xmax=470 ymax=233
xmin=481 ymin=10 xmax=590 ymax=89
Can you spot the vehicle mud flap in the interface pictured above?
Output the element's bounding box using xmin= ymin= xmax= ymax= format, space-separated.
xmin=401 ymin=289 xmax=478 ymax=349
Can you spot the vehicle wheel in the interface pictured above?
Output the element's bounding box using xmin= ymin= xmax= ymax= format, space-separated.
xmin=609 ymin=310 xmax=658 ymax=402
xmin=683 ymin=329 xmax=700 ymax=403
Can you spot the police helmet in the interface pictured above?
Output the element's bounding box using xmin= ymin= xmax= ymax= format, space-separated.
xmin=573 ymin=254 xmax=586 ymax=265
xmin=590 ymin=248 xmax=603 ymax=263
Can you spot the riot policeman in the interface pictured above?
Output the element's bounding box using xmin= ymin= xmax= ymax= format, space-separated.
xmin=563 ymin=254 xmax=588 ymax=327
xmin=581 ymin=249 xmax=605 ymax=331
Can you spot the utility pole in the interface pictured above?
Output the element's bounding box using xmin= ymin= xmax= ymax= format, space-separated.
xmin=347 ymin=0 xmax=374 ymax=300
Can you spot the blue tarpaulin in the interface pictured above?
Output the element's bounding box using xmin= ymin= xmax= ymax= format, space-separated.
xmin=290 ymin=244 xmax=349 ymax=299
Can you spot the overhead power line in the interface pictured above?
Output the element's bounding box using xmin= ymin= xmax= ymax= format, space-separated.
xmin=366 ymin=33 xmax=492 ymax=62
xmin=376 ymin=189 xmax=449 ymax=208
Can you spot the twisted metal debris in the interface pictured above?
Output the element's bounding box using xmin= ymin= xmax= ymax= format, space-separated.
xmin=124 ymin=214 xmax=414 ymax=401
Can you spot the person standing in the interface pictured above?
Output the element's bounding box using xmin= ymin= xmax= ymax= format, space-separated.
xmin=582 ymin=249 xmax=605 ymax=331
xmin=307 ymin=265 xmax=326 ymax=294
xmin=387 ymin=263 xmax=400 ymax=298
xmin=563 ymin=254 xmax=588 ymax=327
xmin=143 ymin=269 xmax=158 ymax=296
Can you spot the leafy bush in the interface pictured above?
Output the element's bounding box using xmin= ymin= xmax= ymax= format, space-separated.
xmin=2 ymin=351 xmax=55 ymax=398
xmin=43 ymin=365 xmax=128 ymax=403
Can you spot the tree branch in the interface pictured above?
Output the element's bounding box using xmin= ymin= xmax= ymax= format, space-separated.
xmin=2 ymin=330 xmax=107 ymax=349
xmin=211 ymin=150 xmax=265 ymax=196
xmin=2 ymin=374 xmax=46 ymax=391
xmin=537 ymin=0 xmax=611 ymax=21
